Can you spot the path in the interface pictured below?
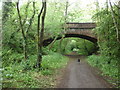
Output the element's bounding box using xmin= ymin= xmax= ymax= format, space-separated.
xmin=57 ymin=55 xmax=110 ymax=88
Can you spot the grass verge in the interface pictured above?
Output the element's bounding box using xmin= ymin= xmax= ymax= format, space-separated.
xmin=87 ymin=55 xmax=119 ymax=88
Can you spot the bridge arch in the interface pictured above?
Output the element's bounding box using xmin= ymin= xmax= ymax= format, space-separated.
xmin=43 ymin=22 xmax=97 ymax=47
xmin=43 ymin=33 xmax=97 ymax=46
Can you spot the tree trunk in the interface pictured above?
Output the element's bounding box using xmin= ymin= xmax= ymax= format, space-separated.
xmin=37 ymin=0 xmax=46 ymax=69
xmin=37 ymin=3 xmax=44 ymax=69
xmin=24 ymin=38 xmax=27 ymax=59
xmin=58 ymin=36 xmax=64 ymax=53
xmin=16 ymin=1 xmax=27 ymax=60
xmin=49 ymin=36 xmax=57 ymax=50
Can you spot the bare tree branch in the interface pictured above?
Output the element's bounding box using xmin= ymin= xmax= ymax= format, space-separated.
xmin=26 ymin=2 xmax=36 ymax=34
xmin=16 ymin=1 xmax=26 ymax=39
xmin=37 ymin=3 xmax=44 ymax=38
xmin=114 ymin=3 xmax=120 ymax=9
xmin=22 ymin=2 xmax=31 ymax=26
xmin=49 ymin=36 xmax=57 ymax=50
xmin=40 ymin=1 xmax=47 ymax=47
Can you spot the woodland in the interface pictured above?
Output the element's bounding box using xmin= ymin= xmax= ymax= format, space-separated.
xmin=1 ymin=0 xmax=120 ymax=88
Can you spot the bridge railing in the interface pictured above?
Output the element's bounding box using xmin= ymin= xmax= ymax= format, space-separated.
xmin=66 ymin=22 xmax=96 ymax=29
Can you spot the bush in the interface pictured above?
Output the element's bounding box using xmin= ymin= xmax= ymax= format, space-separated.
xmin=2 ymin=52 xmax=68 ymax=88
xmin=87 ymin=55 xmax=118 ymax=81
xmin=42 ymin=53 xmax=68 ymax=69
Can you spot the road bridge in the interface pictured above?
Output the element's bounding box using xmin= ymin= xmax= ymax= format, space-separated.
xmin=43 ymin=22 xmax=97 ymax=46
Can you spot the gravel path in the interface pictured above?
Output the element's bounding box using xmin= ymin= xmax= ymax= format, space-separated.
xmin=58 ymin=55 xmax=110 ymax=88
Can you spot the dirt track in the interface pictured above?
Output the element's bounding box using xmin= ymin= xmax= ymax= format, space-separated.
xmin=57 ymin=55 xmax=111 ymax=88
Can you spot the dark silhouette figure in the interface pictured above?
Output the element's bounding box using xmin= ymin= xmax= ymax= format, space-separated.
xmin=78 ymin=59 xmax=80 ymax=63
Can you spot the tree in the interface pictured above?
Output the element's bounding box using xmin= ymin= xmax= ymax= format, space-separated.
xmin=109 ymin=0 xmax=120 ymax=43
xmin=16 ymin=1 xmax=35 ymax=60
xmin=37 ymin=0 xmax=47 ymax=69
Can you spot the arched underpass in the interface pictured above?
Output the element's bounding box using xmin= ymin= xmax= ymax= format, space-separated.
xmin=43 ymin=34 xmax=97 ymax=47
xmin=43 ymin=23 xmax=97 ymax=46
xmin=43 ymin=22 xmax=98 ymax=54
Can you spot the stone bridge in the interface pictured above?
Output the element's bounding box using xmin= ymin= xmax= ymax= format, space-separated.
xmin=43 ymin=22 xmax=97 ymax=46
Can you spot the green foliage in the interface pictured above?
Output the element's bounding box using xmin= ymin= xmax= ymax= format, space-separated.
xmin=45 ymin=2 xmax=65 ymax=36
xmin=93 ymin=7 xmax=120 ymax=58
xmin=2 ymin=2 xmax=67 ymax=66
xmin=42 ymin=53 xmax=68 ymax=69
xmin=87 ymin=55 xmax=118 ymax=86
xmin=50 ymin=38 xmax=96 ymax=55
xmin=2 ymin=52 xmax=68 ymax=88
xmin=75 ymin=39 xmax=95 ymax=55
xmin=90 ymin=5 xmax=120 ymax=88
xmin=2 ymin=2 xmax=15 ymax=21
xmin=2 ymin=2 xmax=69 ymax=88
xmin=3 ymin=0 xmax=120 ymax=88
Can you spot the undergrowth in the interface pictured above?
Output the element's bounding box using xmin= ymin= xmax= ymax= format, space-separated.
xmin=2 ymin=53 xmax=68 ymax=88
xmin=87 ymin=55 xmax=119 ymax=87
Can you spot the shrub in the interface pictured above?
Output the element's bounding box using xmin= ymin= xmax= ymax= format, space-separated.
xmin=87 ymin=55 xmax=118 ymax=80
